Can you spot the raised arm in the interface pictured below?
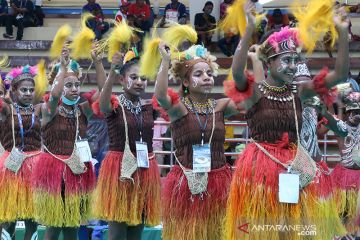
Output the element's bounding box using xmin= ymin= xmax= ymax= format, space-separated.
xmin=231 ymin=4 xmax=256 ymax=91
xmin=154 ymin=42 xmax=172 ymax=109
xmin=99 ymin=52 xmax=122 ymax=114
xmin=324 ymin=8 xmax=350 ymax=88
xmin=45 ymin=52 xmax=68 ymax=117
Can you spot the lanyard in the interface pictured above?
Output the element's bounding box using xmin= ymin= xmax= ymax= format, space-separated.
xmin=134 ymin=109 xmax=143 ymax=142
xmin=188 ymin=98 xmax=209 ymax=146
xmin=15 ymin=105 xmax=35 ymax=150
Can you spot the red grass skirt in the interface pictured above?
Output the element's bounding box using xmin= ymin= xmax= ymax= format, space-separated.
xmin=224 ymin=142 xmax=346 ymax=240
xmin=31 ymin=152 xmax=96 ymax=227
xmin=331 ymin=164 xmax=360 ymax=232
xmin=162 ymin=164 xmax=232 ymax=240
xmin=0 ymin=150 xmax=40 ymax=222
xmin=92 ymin=151 xmax=161 ymax=226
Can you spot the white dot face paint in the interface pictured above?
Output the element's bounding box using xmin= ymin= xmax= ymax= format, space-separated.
xmin=126 ymin=75 xmax=134 ymax=90
xmin=63 ymin=76 xmax=81 ymax=100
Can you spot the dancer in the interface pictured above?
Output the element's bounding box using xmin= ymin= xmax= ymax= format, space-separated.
xmin=152 ymin=28 xmax=254 ymax=237
xmin=92 ymin=50 xmax=161 ymax=240
xmin=0 ymin=65 xmax=44 ymax=240
xmin=223 ymin=5 xmax=349 ymax=240
xmin=331 ymin=90 xmax=360 ymax=239
xmin=31 ymin=47 xmax=105 ymax=240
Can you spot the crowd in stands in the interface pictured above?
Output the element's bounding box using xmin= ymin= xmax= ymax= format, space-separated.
xmin=0 ymin=0 xmax=360 ymax=51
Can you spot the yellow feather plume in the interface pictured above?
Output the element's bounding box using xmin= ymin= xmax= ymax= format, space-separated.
xmin=0 ymin=55 xmax=9 ymax=68
xmin=139 ymin=37 xmax=162 ymax=81
xmin=50 ymin=24 xmax=72 ymax=60
xmin=107 ymin=21 xmax=133 ymax=62
xmin=69 ymin=13 xmax=95 ymax=60
xmin=219 ymin=0 xmax=247 ymax=36
xmin=161 ymin=23 xmax=198 ymax=52
xmin=292 ymin=0 xmax=337 ymax=54
xmin=34 ymin=59 xmax=48 ymax=100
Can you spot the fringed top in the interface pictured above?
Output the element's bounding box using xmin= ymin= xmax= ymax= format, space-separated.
xmin=106 ymin=103 xmax=154 ymax=152
xmin=43 ymin=110 xmax=87 ymax=155
xmin=246 ymin=96 xmax=303 ymax=144
xmin=2 ymin=112 xmax=41 ymax=152
xmin=170 ymin=111 xmax=226 ymax=170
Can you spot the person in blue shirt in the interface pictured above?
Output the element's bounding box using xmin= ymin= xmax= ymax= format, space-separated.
xmin=0 ymin=0 xmax=8 ymax=26
xmin=160 ymin=0 xmax=187 ymax=26
xmin=3 ymin=0 xmax=35 ymax=40
xmin=82 ymin=0 xmax=110 ymax=40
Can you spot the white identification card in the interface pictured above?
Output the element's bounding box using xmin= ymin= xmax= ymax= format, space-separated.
xmin=75 ymin=139 xmax=92 ymax=163
xmin=192 ymin=144 xmax=211 ymax=173
xmin=136 ymin=141 xmax=149 ymax=168
xmin=166 ymin=9 xmax=179 ymax=23
xmin=279 ymin=173 xmax=300 ymax=204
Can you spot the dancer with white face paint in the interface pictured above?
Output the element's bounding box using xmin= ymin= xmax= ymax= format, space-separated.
xmin=31 ymin=45 xmax=106 ymax=240
xmin=93 ymin=49 xmax=161 ymax=240
xmin=222 ymin=2 xmax=350 ymax=239
xmin=0 ymin=65 xmax=45 ymax=240
xmin=331 ymin=90 xmax=360 ymax=239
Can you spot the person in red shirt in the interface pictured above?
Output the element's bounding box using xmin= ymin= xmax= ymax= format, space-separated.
xmin=128 ymin=0 xmax=151 ymax=32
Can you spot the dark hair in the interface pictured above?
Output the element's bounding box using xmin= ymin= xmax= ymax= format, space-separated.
xmin=11 ymin=78 xmax=35 ymax=90
xmin=119 ymin=57 xmax=140 ymax=76
xmin=272 ymin=9 xmax=282 ymax=17
xmin=203 ymin=1 xmax=213 ymax=11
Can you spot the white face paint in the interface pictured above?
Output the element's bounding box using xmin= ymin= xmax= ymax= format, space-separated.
xmin=126 ymin=75 xmax=134 ymax=89
xmin=276 ymin=53 xmax=300 ymax=75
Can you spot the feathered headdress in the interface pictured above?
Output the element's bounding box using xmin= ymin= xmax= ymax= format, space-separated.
xmin=5 ymin=64 xmax=48 ymax=99
xmin=169 ymin=45 xmax=218 ymax=83
xmin=49 ymin=59 xmax=82 ymax=84
xmin=69 ymin=13 xmax=95 ymax=60
xmin=259 ymin=27 xmax=302 ymax=61
xmin=106 ymin=21 xmax=134 ymax=62
xmin=50 ymin=24 xmax=72 ymax=60
xmin=139 ymin=23 xmax=198 ymax=80
xmin=292 ymin=0 xmax=337 ymax=54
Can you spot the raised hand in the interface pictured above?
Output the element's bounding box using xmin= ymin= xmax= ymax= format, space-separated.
xmin=158 ymin=42 xmax=171 ymax=62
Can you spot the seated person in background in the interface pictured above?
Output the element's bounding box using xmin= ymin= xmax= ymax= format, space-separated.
xmin=218 ymin=0 xmax=240 ymax=57
xmin=82 ymin=0 xmax=110 ymax=40
xmin=0 ymin=0 xmax=8 ymax=26
xmin=194 ymin=1 xmax=216 ymax=48
xmin=128 ymin=0 xmax=151 ymax=32
xmin=161 ymin=0 xmax=187 ymax=27
xmin=266 ymin=8 xmax=289 ymax=31
xmin=3 ymin=0 xmax=35 ymax=40
xmin=115 ymin=0 xmax=130 ymax=23
xmin=32 ymin=0 xmax=45 ymax=26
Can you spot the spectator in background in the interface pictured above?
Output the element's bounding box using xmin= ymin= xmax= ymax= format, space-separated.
xmin=128 ymin=0 xmax=151 ymax=32
xmin=115 ymin=0 xmax=130 ymax=23
xmin=218 ymin=0 xmax=240 ymax=57
xmin=82 ymin=0 xmax=110 ymax=40
xmin=161 ymin=0 xmax=187 ymax=27
xmin=266 ymin=8 xmax=289 ymax=31
xmin=0 ymin=0 xmax=8 ymax=26
xmin=32 ymin=0 xmax=45 ymax=26
xmin=3 ymin=0 xmax=35 ymax=40
xmin=194 ymin=1 xmax=216 ymax=48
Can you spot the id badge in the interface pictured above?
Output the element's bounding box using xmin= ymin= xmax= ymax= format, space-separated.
xmin=136 ymin=141 xmax=149 ymax=168
xmin=192 ymin=144 xmax=211 ymax=173
xmin=279 ymin=172 xmax=300 ymax=204
xmin=75 ymin=139 xmax=92 ymax=163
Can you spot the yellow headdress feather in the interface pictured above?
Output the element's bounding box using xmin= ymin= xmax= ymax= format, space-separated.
xmin=161 ymin=23 xmax=198 ymax=52
xmin=219 ymin=0 xmax=247 ymax=36
xmin=139 ymin=37 xmax=162 ymax=80
xmin=34 ymin=59 xmax=48 ymax=100
xmin=69 ymin=13 xmax=95 ymax=60
xmin=107 ymin=21 xmax=133 ymax=62
xmin=50 ymin=24 xmax=72 ymax=60
xmin=292 ymin=0 xmax=337 ymax=54
xmin=0 ymin=55 xmax=9 ymax=68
